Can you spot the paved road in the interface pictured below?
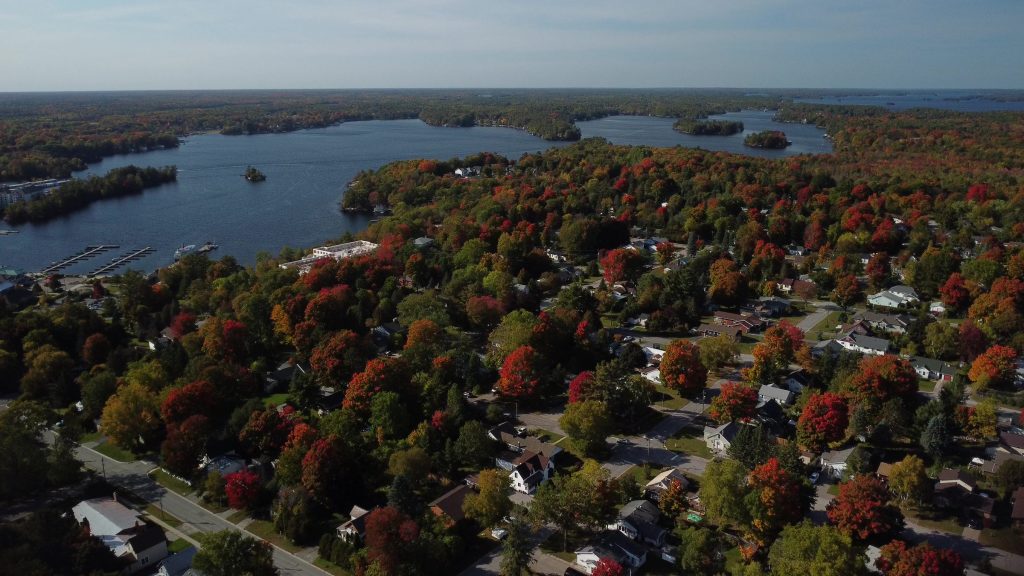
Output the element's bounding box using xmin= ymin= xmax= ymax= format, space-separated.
xmin=58 ymin=433 xmax=329 ymax=576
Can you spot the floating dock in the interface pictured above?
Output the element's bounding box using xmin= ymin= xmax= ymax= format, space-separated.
xmin=39 ymin=245 xmax=119 ymax=275
xmin=89 ymin=247 xmax=154 ymax=277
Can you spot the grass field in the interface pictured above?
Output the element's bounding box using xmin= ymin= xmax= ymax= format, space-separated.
xmin=665 ymin=426 xmax=713 ymax=459
xmin=145 ymin=503 xmax=183 ymax=528
xmin=246 ymin=519 xmax=304 ymax=554
xmin=94 ymin=440 xmax=137 ymax=462
xmin=654 ymin=384 xmax=690 ymax=410
xmin=149 ymin=469 xmax=193 ymax=496
xmin=980 ymin=526 xmax=1024 ymax=555
xmin=314 ymin=558 xmax=354 ymax=576
xmin=168 ymin=538 xmax=193 ymax=554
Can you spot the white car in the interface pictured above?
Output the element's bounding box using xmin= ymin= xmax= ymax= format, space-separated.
xmin=491 ymin=528 xmax=508 ymax=540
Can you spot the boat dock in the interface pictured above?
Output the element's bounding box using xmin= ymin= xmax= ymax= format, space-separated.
xmin=39 ymin=245 xmax=119 ymax=275
xmin=89 ymin=247 xmax=154 ymax=277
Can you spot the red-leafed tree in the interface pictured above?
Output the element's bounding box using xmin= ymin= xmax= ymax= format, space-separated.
xmin=301 ymin=436 xmax=359 ymax=508
xmin=238 ymin=407 xmax=293 ymax=457
xmin=831 ymin=274 xmax=861 ymax=307
xmin=958 ymin=319 xmax=989 ymax=361
xmin=708 ymin=382 xmax=757 ymax=423
xmin=968 ymin=344 xmax=1018 ymax=392
xmin=497 ymin=345 xmax=543 ymax=398
xmin=826 ymin=475 xmax=903 ymax=541
xmin=219 ymin=319 xmax=249 ymax=363
xmin=660 ymin=339 xmax=708 ymax=397
xmin=568 ymin=371 xmax=595 ymax=404
xmin=161 ymin=380 xmax=216 ymax=426
xmin=81 ymin=333 xmax=111 ymax=366
xmin=224 ymin=469 xmax=262 ymax=510
xmin=304 ymin=285 xmax=353 ymax=328
xmin=599 ymin=248 xmax=645 ymax=284
xmin=309 ymin=330 xmax=370 ymax=385
xmin=847 ymin=355 xmax=917 ymax=404
xmin=169 ymin=311 xmax=197 ymax=339
xmin=797 ymin=392 xmax=849 ymax=451
xmin=365 ymin=506 xmax=420 ymax=575
xmin=876 ymin=540 xmax=964 ymax=576
xmin=747 ymin=457 xmax=805 ymax=542
xmin=592 ymin=557 xmax=625 ymax=576
xmin=939 ymin=273 xmax=971 ymax=312
xmin=284 ymin=422 xmax=318 ymax=450
xmin=864 ymin=253 xmax=890 ymax=290
xmin=342 ymin=357 xmax=411 ymax=415
xmin=466 ymin=295 xmax=504 ymax=329
xmin=161 ymin=414 xmax=209 ymax=477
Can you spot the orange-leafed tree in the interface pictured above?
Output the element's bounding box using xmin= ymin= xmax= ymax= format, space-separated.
xmin=498 ymin=345 xmax=543 ymax=398
xmin=747 ymin=457 xmax=805 ymax=543
xmin=744 ymin=322 xmax=805 ymax=385
xmin=968 ymin=344 xmax=1018 ymax=392
xmin=876 ymin=540 xmax=963 ymax=576
xmin=796 ymin=392 xmax=849 ymax=452
xmin=847 ymin=355 xmax=917 ymax=404
xmin=343 ymin=357 xmax=411 ymax=415
xmin=660 ymin=339 xmax=707 ymax=397
xmin=826 ymin=475 xmax=904 ymax=541
xmin=709 ymin=382 xmax=758 ymax=423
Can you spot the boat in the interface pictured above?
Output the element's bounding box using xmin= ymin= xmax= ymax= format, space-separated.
xmin=174 ymin=244 xmax=197 ymax=260
xmin=197 ymin=241 xmax=219 ymax=254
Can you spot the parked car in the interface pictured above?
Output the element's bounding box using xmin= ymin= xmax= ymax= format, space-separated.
xmin=491 ymin=528 xmax=508 ymax=540
xmin=809 ymin=472 xmax=820 ymax=485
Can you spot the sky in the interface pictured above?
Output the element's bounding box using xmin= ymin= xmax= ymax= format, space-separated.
xmin=1 ymin=0 xmax=1022 ymax=91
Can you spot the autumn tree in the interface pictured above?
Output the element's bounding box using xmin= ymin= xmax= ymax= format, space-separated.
xmin=745 ymin=322 xmax=805 ymax=385
xmin=592 ymin=557 xmax=625 ymax=576
xmin=161 ymin=414 xmax=209 ymax=477
xmin=660 ymin=339 xmax=707 ymax=397
xmin=343 ymin=356 xmax=411 ymax=415
xmin=877 ymin=541 xmax=963 ymax=576
xmin=939 ymin=273 xmax=971 ymax=313
xmin=968 ymin=344 xmax=1018 ymax=392
xmin=658 ymin=478 xmax=688 ymax=521
xmin=746 ymin=457 xmax=806 ymax=543
xmin=847 ymin=355 xmax=917 ymax=404
xmin=225 ymin=469 xmax=262 ymax=510
xmin=466 ymin=295 xmax=504 ymax=329
xmin=194 ymin=530 xmax=278 ymax=576
xmin=699 ymin=458 xmax=750 ymax=528
xmin=559 ymin=400 xmax=613 ymax=456
xmin=568 ymin=371 xmax=595 ymax=404
xmin=767 ymin=521 xmax=863 ymax=576
xmin=796 ymin=392 xmax=849 ymax=451
xmin=100 ymin=381 xmax=162 ymax=451
xmin=497 ymin=345 xmax=543 ymax=398
xmin=486 ymin=309 xmax=537 ymax=367
xmin=364 ymin=506 xmax=419 ymax=575
xmin=302 ymin=436 xmax=360 ymax=509
xmin=887 ymin=455 xmax=929 ymax=505
xmin=309 ymin=329 xmax=371 ymax=386
xmin=709 ymin=382 xmax=757 ymax=423
xmin=826 ymin=475 xmax=903 ymax=541
xmin=831 ymin=274 xmax=861 ymax=307
xmin=599 ymin=248 xmax=646 ymax=284
xmin=462 ymin=468 xmax=512 ymax=528
xmin=699 ymin=334 xmax=739 ymax=374
xmin=81 ymin=333 xmax=111 ymax=366
xmin=161 ymin=380 xmax=216 ymax=425
xmin=238 ymin=407 xmax=293 ymax=457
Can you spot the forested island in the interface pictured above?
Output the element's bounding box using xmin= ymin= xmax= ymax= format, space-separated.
xmin=743 ymin=130 xmax=791 ymax=149
xmin=1 ymin=165 xmax=177 ymax=224
xmin=244 ymin=166 xmax=266 ymax=182
xmin=673 ymin=119 xmax=744 ymax=135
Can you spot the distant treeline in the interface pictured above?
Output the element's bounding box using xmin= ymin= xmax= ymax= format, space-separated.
xmin=673 ymin=119 xmax=744 ymax=135
xmin=744 ymin=130 xmax=790 ymax=149
xmin=2 ymin=165 xmax=177 ymax=224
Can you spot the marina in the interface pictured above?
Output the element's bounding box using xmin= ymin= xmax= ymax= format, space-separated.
xmin=88 ymin=247 xmax=155 ymax=277
xmin=38 ymin=245 xmax=119 ymax=275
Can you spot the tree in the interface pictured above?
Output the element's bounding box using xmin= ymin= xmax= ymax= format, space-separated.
xmin=744 ymin=323 xmax=805 ymax=385
xmin=365 ymin=506 xmax=419 ymax=575
xmin=238 ymin=407 xmax=292 ymax=457
xmin=568 ymin=371 xmax=595 ymax=403
xmin=699 ymin=334 xmax=739 ymax=374
xmin=454 ymin=420 xmax=495 ymax=469
xmin=728 ymin=425 xmax=776 ymax=470
xmin=709 ymin=382 xmax=757 ymax=423
xmin=887 ymin=455 xmax=929 ymax=505
xmin=161 ymin=414 xmax=209 ymax=477
xmin=826 ymin=475 xmax=903 ymax=541
xmin=20 ymin=344 xmax=75 ymax=406
xmin=876 ymin=540 xmax=963 ymax=576
xmin=968 ymin=344 xmax=1018 ymax=392
xmin=847 ymin=355 xmax=917 ymax=404
xmin=302 ymin=436 xmax=359 ymax=509
xmin=920 ymin=413 xmax=951 ymax=459
xmin=559 ymin=400 xmax=613 ymax=456
xmin=369 ymin=391 xmax=411 ymax=440
xmin=396 ymin=290 xmax=450 ymax=326
xmin=273 ymin=487 xmax=318 ymax=544
xmin=531 ymin=460 xmax=617 ymax=550
xmin=709 ymin=258 xmax=746 ymax=305
xmin=500 ymin=518 xmax=533 ymax=576
xmin=796 ymin=392 xmax=849 ymax=452
xmin=923 ymin=322 xmax=958 ymax=360
xmin=463 ymin=468 xmax=512 ymax=528
xmin=194 ymin=530 xmax=278 ymax=576
xmin=343 ymin=357 xmax=410 ymax=415
xmin=746 ymin=457 xmax=805 ymax=543
xmin=388 ymin=446 xmax=432 ymax=481
xmin=592 ymin=557 xmax=625 ymax=576
xmin=767 ymin=521 xmax=864 ymax=576
xmin=658 ymin=478 xmax=688 ymax=521
xmin=100 ymin=381 xmax=162 ymax=451
xmin=995 ymin=460 xmax=1024 ymax=498
xmin=600 ymin=248 xmax=645 ymax=284
xmin=309 ymin=330 xmax=370 ymax=385
xmin=676 ymin=526 xmax=721 ymax=574
xmin=225 ymin=469 xmax=262 ymax=510
xmin=699 ymin=458 xmax=750 ymax=528
xmin=939 ymin=273 xmax=971 ymax=312
xmin=831 ymin=274 xmax=861 ymax=307
xmin=161 ymin=379 xmax=215 ymax=425
xmin=466 ymin=295 xmax=505 ymax=329
xmin=0 ymin=400 xmax=52 ymax=500
xmin=486 ymin=309 xmax=537 ymax=367
xmin=965 ymin=397 xmax=998 ymax=440
xmin=497 ymin=345 xmax=543 ymax=398
xmin=81 ymin=333 xmax=111 ymax=366
xmin=660 ymin=339 xmax=708 ymax=397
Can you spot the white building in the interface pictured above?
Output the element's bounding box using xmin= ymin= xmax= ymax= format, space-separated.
xmin=867 ymin=285 xmax=920 ymax=309
xmin=72 ymin=497 xmax=167 ymax=574
xmin=279 ymin=240 xmax=379 ymax=274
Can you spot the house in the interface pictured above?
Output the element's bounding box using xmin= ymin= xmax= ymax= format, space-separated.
xmin=614 ymin=500 xmax=667 ymax=547
xmin=1012 ymin=487 xmax=1024 ymax=527
xmin=755 ymin=296 xmax=793 ymax=317
xmin=930 ymin=301 xmax=947 ymax=316
xmin=935 ymin=468 xmax=978 ymax=495
xmin=337 ymin=505 xmax=371 ymax=542
xmin=909 ymin=357 xmax=956 ymax=382
xmin=704 ymin=421 xmax=741 ymax=454
xmin=821 ymin=445 xmax=857 ymax=479
xmin=412 ymin=237 xmax=434 ymax=249
xmin=934 ymin=469 xmax=995 ymax=526
xmin=429 ymin=484 xmax=472 ymax=527
xmin=72 ymin=497 xmax=167 ymax=574
xmin=509 ymin=451 xmax=555 ymax=494
xmin=757 ymin=384 xmax=795 ymax=406
xmin=489 ymin=424 xmax=562 ymax=462
xmin=371 ymin=322 xmax=404 ymax=352
xmin=265 ymin=360 xmax=308 ymax=393
xmin=156 ymin=546 xmax=199 ymax=576
xmin=867 ymin=285 xmax=919 ymax=309
xmin=644 ymin=468 xmax=689 ymax=502
xmin=853 ymin=311 xmax=912 ymax=334
xmin=696 ymin=323 xmax=743 ymax=342
xmin=713 ymin=311 xmax=766 ymax=333
xmin=784 ymin=370 xmax=814 ymax=393
xmin=876 ymin=462 xmax=894 ymax=481
xmin=204 ymin=454 xmax=246 ymax=478
xmin=278 ymin=240 xmax=379 ymax=274
xmin=981 ymin=451 xmax=1024 ymax=475
xmin=640 ymin=367 xmax=661 ymax=384
xmin=775 ymin=278 xmax=815 ymax=298
xmin=1000 ymin=432 xmax=1024 ymax=456
xmin=642 ymin=346 xmax=666 ymax=365
xmin=811 ymin=339 xmax=846 ymax=359
xmin=575 ymin=531 xmax=648 ymax=574
xmin=755 ymin=399 xmax=789 ymax=434
xmin=835 ymin=332 xmax=890 ymax=356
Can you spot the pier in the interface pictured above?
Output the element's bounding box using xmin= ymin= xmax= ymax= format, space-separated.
xmin=89 ymin=247 xmax=154 ymax=277
xmin=39 ymin=245 xmax=119 ymax=275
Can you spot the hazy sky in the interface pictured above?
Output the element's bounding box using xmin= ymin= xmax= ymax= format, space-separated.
xmin=2 ymin=0 xmax=1022 ymax=91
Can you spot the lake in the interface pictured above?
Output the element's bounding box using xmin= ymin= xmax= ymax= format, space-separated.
xmin=795 ymin=91 xmax=1024 ymax=112
xmin=1 ymin=112 xmax=826 ymax=274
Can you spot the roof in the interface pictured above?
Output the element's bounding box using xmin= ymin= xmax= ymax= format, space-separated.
xmin=1001 ymin=432 xmax=1024 ymax=450
xmin=646 ymin=468 xmax=688 ymax=491
xmin=889 ymin=285 xmax=919 ymax=299
xmin=821 ymin=445 xmax=857 ymax=465
xmin=598 ymin=530 xmax=646 ymax=560
xmin=757 ymin=385 xmax=794 ymax=404
xmin=72 ymin=498 xmax=143 ymax=536
xmin=910 ymin=356 xmax=956 ymax=376
xmin=125 ymin=523 xmax=165 ymax=552
xmin=429 ymin=484 xmax=472 ymax=522
xmin=856 ymin=310 xmax=911 ymax=327
xmin=620 ymin=500 xmax=659 ymax=523
xmin=981 ymin=451 xmax=1024 ymax=474
xmin=937 ymin=468 xmax=977 ymax=492
xmin=697 ymin=323 xmax=744 ymax=338
xmin=876 ymin=462 xmax=894 ymax=478
xmin=158 ymin=547 xmax=198 ymax=576
xmin=703 ymin=421 xmax=741 ymax=443
xmin=786 ymin=370 xmax=812 ymax=386
xmin=845 ymin=332 xmax=890 ymax=352
xmin=338 ymin=505 xmax=370 ymax=535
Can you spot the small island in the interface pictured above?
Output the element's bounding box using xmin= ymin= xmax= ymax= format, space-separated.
xmin=743 ymin=130 xmax=791 ymax=149
xmin=673 ymin=119 xmax=744 ymax=136
xmin=244 ymin=166 xmax=266 ymax=182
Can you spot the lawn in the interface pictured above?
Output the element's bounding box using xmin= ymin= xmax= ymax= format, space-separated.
xmin=527 ymin=428 xmax=565 ymax=443
xmin=94 ymin=440 xmax=137 ymax=462
xmin=906 ymin=509 xmax=964 ymax=536
xmin=540 ymin=530 xmax=586 ymax=563
xmin=622 ymin=463 xmax=660 ymax=485
xmin=664 ymin=426 xmax=713 ymax=459
xmin=168 ymin=538 xmax=193 ymax=554
xmin=150 ymin=469 xmax=193 ymax=497
xmin=807 ymin=311 xmax=843 ymax=340
xmin=917 ymin=379 xmax=936 ymax=393
xmin=79 ymin=431 xmax=102 ymax=444
xmin=654 ymin=384 xmax=690 ymax=411
xmin=246 ymin=519 xmax=304 ymax=554
xmin=263 ymin=392 xmax=290 ymax=407
xmin=145 ymin=503 xmax=183 ymax=528
xmin=980 ymin=526 xmax=1024 ymax=555
xmin=227 ymin=509 xmax=249 ymax=524
xmin=314 ymin=558 xmax=354 ymax=576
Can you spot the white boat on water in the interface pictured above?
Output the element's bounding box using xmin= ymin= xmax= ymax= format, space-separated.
xmin=174 ymin=244 xmax=196 ymax=260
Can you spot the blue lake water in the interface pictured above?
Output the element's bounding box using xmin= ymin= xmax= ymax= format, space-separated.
xmin=1 ymin=112 xmax=827 ymax=273
xmin=795 ymin=91 xmax=1024 ymax=112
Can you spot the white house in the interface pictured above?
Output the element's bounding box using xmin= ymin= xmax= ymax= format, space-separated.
xmin=821 ymin=446 xmax=857 ymax=479
xmin=640 ymin=367 xmax=661 ymax=384
xmin=156 ymin=546 xmax=198 ymax=576
xmin=72 ymin=497 xmax=167 ymax=574
xmin=336 ymin=504 xmax=371 ymax=542
xmin=867 ymin=285 xmax=920 ymax=309
xmin=757 ymin=384 xmax=795 ymax=406
xmin=278 ymin=240 xmax=379 ymax=274
xmin=508 ymin=451 xmax=555 ymax=494
xmin=835 ymin=332 xmax=890 ymax=356
xmin=704 ymin=421 xmax=741 ymax=454
xmin=642 ymin=346 xmax=666 ymax=365
xmin=909 ymin=356 xmax=956 ymax=382
xmin=575 ymin=531 xmax=648 ymax=574
xmin=614 ymin=500 xmax=667 ymax=547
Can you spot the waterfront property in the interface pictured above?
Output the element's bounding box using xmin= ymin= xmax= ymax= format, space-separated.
xmin=278 ymin=240 xmax=379 ymax=274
